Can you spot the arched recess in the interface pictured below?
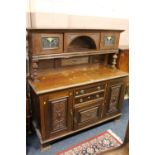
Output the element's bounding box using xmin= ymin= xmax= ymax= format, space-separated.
xmin=67 ymin=36 xmax=97 ymax=51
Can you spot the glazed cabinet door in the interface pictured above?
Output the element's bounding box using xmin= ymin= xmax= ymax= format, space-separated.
xmin=106 ymin=78 xmax=126 ymax=115
xmin=40 ymin=90 xmax=73 ymax=140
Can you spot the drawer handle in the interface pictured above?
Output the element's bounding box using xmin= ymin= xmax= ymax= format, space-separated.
xmin=88 ymin=96 xmax=91 ymax=99
xmin=97 ymin=86 xmax=101 ymax=90
xmin=43 ymin=101 xmax=46 ymax=105
xmin=75 ymin=91 xmax=79 ymax=95
xmin=80 ymin=90 xmax=85 ymax=94
xmin=80 ymin=98 xmax=83 ymax=103
xmin=96 ymin=94 xmax=100 ymax=98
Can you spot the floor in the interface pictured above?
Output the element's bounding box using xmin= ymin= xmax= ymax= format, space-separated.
xmin=26 ymin=99 xmax=129 ymax=155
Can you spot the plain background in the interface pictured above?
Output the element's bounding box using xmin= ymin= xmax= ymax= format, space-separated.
xmin=0 ymin=0 xmax=155 ymax=155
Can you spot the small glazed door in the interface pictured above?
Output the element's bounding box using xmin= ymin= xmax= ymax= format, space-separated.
xmin=41 ymin=90 xmax=73 ymax=139
xmin=106 ymin=78 xmax=126 ymax=115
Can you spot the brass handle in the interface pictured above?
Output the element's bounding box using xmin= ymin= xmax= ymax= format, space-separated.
xmin=76 ymin=92 xmax=79 ymax=95
xmin=96 ymin=94 xmax=100 ymax=98
xmin=80 ymin=98 xmax=83 ymax=103
xmin=88 ymin=96 xmax=90 ymax=99
xmin=97 ymin=86 xmax=101 ymax=90
xmin=80 ymin=90 xmax=85 ymax=94
xmin=43 ymin=101 xmax=46 ymax=105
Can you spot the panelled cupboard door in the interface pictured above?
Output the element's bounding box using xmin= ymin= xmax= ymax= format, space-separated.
xmin=105 ymin=78 xmax=126 ymax=115
xmin=41 ymin=90 xmax=73 ymax=139
xmin=74 ymin=100 xmax=103 ymax=129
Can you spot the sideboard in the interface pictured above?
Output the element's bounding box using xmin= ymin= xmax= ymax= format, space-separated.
xmin=27 ymin=29 xmax=128 ymax=149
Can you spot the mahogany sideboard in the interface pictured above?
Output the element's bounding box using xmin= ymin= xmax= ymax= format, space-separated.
xmin=27 ymin=29 xmax=129 ymax=149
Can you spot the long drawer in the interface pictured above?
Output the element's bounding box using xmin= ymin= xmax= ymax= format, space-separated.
xmin=74 ymin=82 xmax=106 ymax=97
xmin=75 ymin=91 xmax=104 ymax=104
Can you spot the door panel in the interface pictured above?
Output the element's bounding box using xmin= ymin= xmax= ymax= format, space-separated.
xmin=42 ymin=90 xmax=73 ymax=139
xmin=74 ymin=101 xmax=103 ymax=129
xmin=49 ymin=97 xmax=68 ymax=132
xmin=106 ymin=78 xmax=126 ymax=115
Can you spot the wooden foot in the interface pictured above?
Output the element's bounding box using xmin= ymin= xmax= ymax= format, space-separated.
xmin=41 ymin=143 xmax=51 ymax=151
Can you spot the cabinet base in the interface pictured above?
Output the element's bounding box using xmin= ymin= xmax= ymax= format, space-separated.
xmin=32 ymin=113 xmax=122 ymax=151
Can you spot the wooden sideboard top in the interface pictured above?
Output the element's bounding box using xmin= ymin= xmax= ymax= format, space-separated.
xmin=29 ymin=64 xmax=128 ymax=95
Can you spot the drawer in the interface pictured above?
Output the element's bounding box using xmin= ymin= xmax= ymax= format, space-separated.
xmin=74 ymin=101 xmax=103 ymax=129
xmin=75 ymin=92 xmax=104 ymax=104
xmin=74 ymin=82 xmax=106 ymax=97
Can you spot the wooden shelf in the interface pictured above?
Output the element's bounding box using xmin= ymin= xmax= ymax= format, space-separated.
xmin=31 ymin=49 xmax=119 ymax=60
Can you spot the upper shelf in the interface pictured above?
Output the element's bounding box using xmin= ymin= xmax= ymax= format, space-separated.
xmin=31 ymin=49 xmax=119 ymax=60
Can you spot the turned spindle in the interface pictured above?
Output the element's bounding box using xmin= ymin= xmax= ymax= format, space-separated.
xmin=112 ymin=53 xmax=118 ymax=69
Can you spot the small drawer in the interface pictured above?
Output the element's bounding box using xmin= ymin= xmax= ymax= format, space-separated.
xmin=75 ymin=92 xmax=104 ymax=104
xmin=75 ymin=83 xmax=105 ymax=97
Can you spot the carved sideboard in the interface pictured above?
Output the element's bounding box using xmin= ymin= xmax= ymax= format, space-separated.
xmin=27 ymin=29 xmax=128 ymax=149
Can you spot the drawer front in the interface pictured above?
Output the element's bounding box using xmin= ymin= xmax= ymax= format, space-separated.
xmin=74 ymin=101 xmax=103 ymax=129
xmin=75 ymin=92 xmax=104 ymax=104
xmin=74 ymin=82 xmax=106 ymax=97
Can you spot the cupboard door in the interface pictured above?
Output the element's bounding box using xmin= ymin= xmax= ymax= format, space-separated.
xmin=74 ymin=101 xmax=103 ymax=129
xmin=42 ymin=91 xmax=73 ymax=139
xmin=100 ymin=32 xmax=120 ymax=50
xmin=106 ymin=78 xmax=126 ymax=115
xmin=30 ymin=32 xmax=63 ymax=55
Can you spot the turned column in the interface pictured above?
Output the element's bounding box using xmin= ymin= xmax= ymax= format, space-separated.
xmin=31 ymin=60 xmax=39 ymax=82
xmin=111 ymin=53 xmax=118 ymax=69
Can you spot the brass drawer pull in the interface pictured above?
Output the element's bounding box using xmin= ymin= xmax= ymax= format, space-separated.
xmin=80 ymin=90 xmax=85 ymax=94
xmin=80 ymin=98 xmax=83 ymax=103
xmin=96 ymin=94 xmax=100 ymax=98
xmin=97 ymin=86 xmax=101 ymax=90
xmin=88 ymin=96 xmax=91 ymax=99
xmin=43 ymin=101 xmax=46 ymax=105
xmin=75 ymin=91 xmax=79 ymax=95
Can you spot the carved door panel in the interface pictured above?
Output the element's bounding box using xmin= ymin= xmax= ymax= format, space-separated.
xmin=74 ymin=101 xmax=103 ymax=129
xmin=42 ymin=91 xmax=73 ymax=139
xmin=106 ymin=78 xmax=126 ymax=115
